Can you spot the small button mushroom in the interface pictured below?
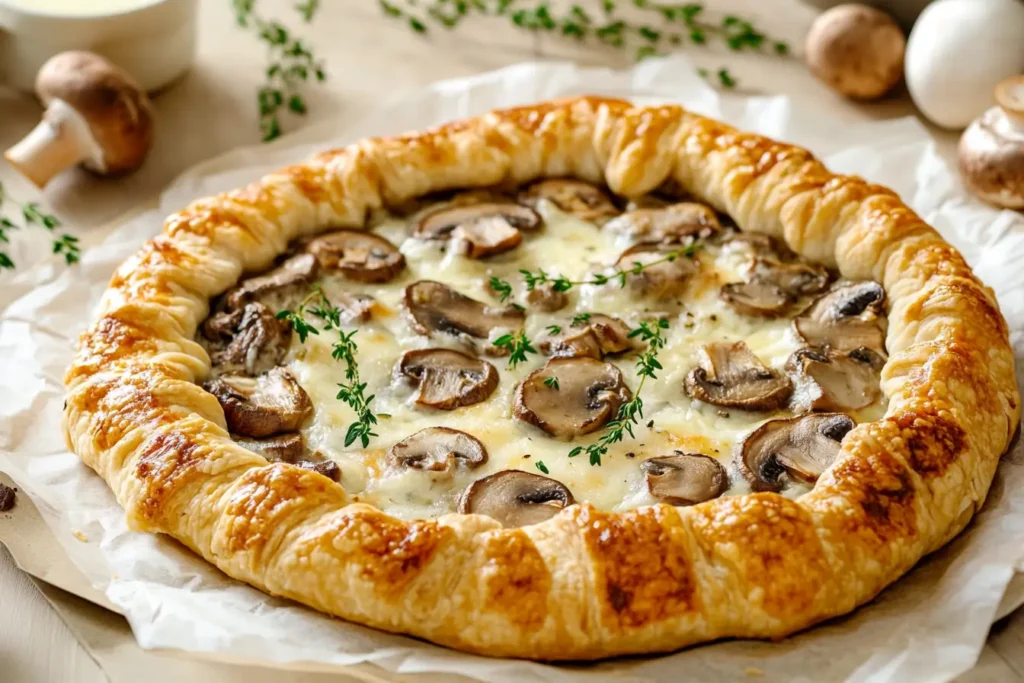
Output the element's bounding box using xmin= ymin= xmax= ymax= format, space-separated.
xmin=225 ymin=253 xmax=319 ymax=311
xmin=604 ymin=202 xmax=722 ymax=244
xmin=518 ymin=179 xmax=620 ymax=222
xmin=538 ymin=314 xmax=634 ymax=360
xmin=386 ymin=427 xmax=488 ymax=477
xmin=458 ymin=470 xmax=576 ymax=528
xmin=787 ymin=346 xmax=884 ymax=412
xmin=524 ymin=282 xmax=568 ymax=312
xmin=209 ymin=302 xmax=293 ymax=376
xmin=684 ymin=341 xmax=793 ymax=412
xmin=737 ymin=412 xmax=855 ymax=492
xmin=514 ymin=357 xmax=631 ymax=438
xmin=404 ymin=280 xmax=525 ymax=339
xmin=396 ymin=348 xmax=499 ymax=410
xmin=958 ymin=76 xmax=1024 ymax=209
xmin=794 ymin=281 xmax=887 ymax=356
xmin=720 ymin=279 xmax=794 ymax=318
xmin=615 ymin=242 xmax=700 ymax=299
xmin=641 ymin=453 xmax=728 ymax=506
xmin=305 ymin=229 xmax=405 ymax=283
xmin=415 ymin=202 xmax=540 ymax=258
xmin=204 ymin=368 xmax=313 ymax=438
xmin=4 ymin=51 xmax=154 ymax=188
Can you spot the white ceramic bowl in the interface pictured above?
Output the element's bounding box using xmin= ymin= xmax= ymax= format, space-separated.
xmin=0 ymin=0 xmax=197 ymax=93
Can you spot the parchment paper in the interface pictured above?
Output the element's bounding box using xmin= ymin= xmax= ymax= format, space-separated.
xmin=2 ymin=56 xmax=1024 ymax=683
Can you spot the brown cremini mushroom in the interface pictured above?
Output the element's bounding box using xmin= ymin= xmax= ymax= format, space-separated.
xmin=641 ymin=453 xmax=728 ymax=505
xmin=514 ymin=357 xmax=631 ymax=438
xmin=738 ymin=412 xmax=855 ymax=492
xmin=396 ymin=348 xmax=499 ymax=410
xmin=387 ymin=427 xmax=488 ymax=475
xmin=518 ymin=179 xmax=619 ymax=222
xmin=208 ymin=302 xmax=293 ymax=376
xmin=225 ymin=253 xmax=319 ymax=311
xmin=5 ymin=51 xmax=153 ymax=188
xmin=958 ymin=77 xmax=1024 ymax=209
xmin=415 ymin=202 xmax=540 ymax=258
xmin=751 ymin=258 xmax=831 ymax=296
xmin=720 ymin=279 xmax=794 ymax=318
xmin=684 ymin=341 xmax=792 ymax=411
xmin=524 ymin=282 xmax=568 ymax=312
xmin=404 ymin=280 xmax=524 ymax=339
xmin=204 ymin=368 xmax=313 ymax=438
xmin=458 ymin=470 xmax=575 ymax=527
xmin=794 ymin=281 xmax=887 ymax=355
xmin=787 ymin=346 xmax=884 ymax=412
xmin=234 ymin=433 xmax=340 ymax=481
xmin=604 ymin=202 xmax=721 ymax=244
xmin=305 ymin=230 xmax=405 ymax=283
xmin=615 ymin=242 xmax=700 ymax=299
xmin=538 ymin=314 xmax=634 ymax=360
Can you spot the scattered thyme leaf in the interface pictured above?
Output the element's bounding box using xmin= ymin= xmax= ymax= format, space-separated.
xmin=489 ymin=276 xmax=513 ymax=302
xmin=544 ymin=376 xmax=560 ymax=390
xmin=535 ymin=460 xmax=550 ymax=474
xmin=571 ymin=312 xmax=591 ymax=326
xmin=492 ymin=329 xmax=537 ymax=370
xmin=0 ymin=182 xmax=78 ymax=270
xmin=545 ymin=324 xmax=562 ymax=335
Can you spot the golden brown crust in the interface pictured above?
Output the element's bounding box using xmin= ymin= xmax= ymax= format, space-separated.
xmin=63 ymin=96 xmax=1020 ymax=659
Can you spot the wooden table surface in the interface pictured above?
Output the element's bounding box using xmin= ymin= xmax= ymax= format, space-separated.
xmin=0 ymin=1 xmax=1021 ymax=682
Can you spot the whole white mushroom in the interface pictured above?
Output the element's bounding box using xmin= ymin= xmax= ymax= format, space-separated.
xmin=958 ymin=76 xmax=1024 ymax=210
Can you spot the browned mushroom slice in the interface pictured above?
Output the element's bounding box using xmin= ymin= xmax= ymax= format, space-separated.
xmin=787 ymin=347 xmax=884 ymax=412
xmin=604 ymin=202 xmax=721 ymax=243
xmin=386 ymin=427 xmax=487 ymax=475
xmin=514 ymin=357 xmax=631 ymax=438
xmin=615 ymin=242 xmax=700 ymax=299
xmin=225 ymin=253 xmax=319 ymax=311
xmin=415 ymin=202 xmax=541 ymax=252
xmin=306 ymin=229 xmax=405 ymax=283
xmin=751 ymin=258 xmax=831 ymax=296
xmin=525 ymin=282 xmax=568 ymax=312
xmin=538 ymin=314 xmax=634 ymax=360
xmin=204 ymin=368 xmax=313 ymax=438
xmin=720 ymin=278 xmax=794 ymax=318
xmin=641 ymin=453 xmax=728 ymax=505
xmin=397 ymin=349 xmax=499 ymax=410
xmin=452 ymin=217 xmax=524 ymax=258
xmin=518 ymin=179 xmax=619 ymax=222
xmin=794 ymin=281 xmax=887 ymax=355
xmin=211 ymin=302 xmax=292 ymax=376
xmin=458 ymin=470 xmax=575 ymax=527
xmin=404 ymin=280 xmax=524 ymax=338
xmin=295 ymin=459 xmax=342 ymax=482
xmin=738 ymin=412 xmax=855 ymax=492
xmin=235 ymin=432 xmax=306 ymax=462
xmin=684 ymin=341 xmax=792 ymax=411
xmin=334 ymin=291 xmax=378 ymax=323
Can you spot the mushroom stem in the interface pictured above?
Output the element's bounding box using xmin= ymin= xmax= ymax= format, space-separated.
xmin=4 ymin=99 xmax=100 ymax=188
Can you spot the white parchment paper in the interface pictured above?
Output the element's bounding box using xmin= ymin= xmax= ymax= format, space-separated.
xmin=2 ymin=57 xmax=1024 ymax=683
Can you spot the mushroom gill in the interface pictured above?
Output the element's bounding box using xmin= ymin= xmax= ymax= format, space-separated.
xmin=737 ymin=412 xmax=855 ymax=492
xmin=404 ymin=280 xmax=525 ymax=339
xmin=458 ymin=470 xmax=575 ymax=528
xmin=386 ymin=427 xmax=488 ymax=476
xmin=787 ymin=346 xmax=884 ymax=412
xmin=225 ymin=253 xmax=319 ymax=311
xmin=396 ymin=348 xmax=499 ymax=410
xmin=642 ymin=452 xmax=728 ymax=506
xmin=204 ymin=368 xmax=313 ymax=438
xmin=513 ymin=357 xmax=631 ymax=438
xmin=683 ymin=341 xmax=792 ymax=411
xmin=794 ymin=281 xmax=887 ymax=355
xmin=207 ymin=302 xmax=293 ymax=376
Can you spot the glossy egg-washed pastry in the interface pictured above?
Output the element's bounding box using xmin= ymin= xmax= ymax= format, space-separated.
xmin=63 ymin=97 xmax=1019 ymax=660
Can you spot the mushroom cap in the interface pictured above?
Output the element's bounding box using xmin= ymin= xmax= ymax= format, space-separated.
xmin=539 ymin=314 xmax=634 ymax=359
xmin=209 ymin=302 xmax=293 ymax=376
xmin=615 ymin=242 xmax=700 ymax=299
xmin=514 ymin=357 xmax=631 ymax=438
xmin=958 ymin=100 xmax=1024 ymax=210
xmin=604 ymin=202 xmax=721 ymax=244
xmin=641 ymin=453 xmax=728 ymax=506
xmin=416 ymin=202 xmax=540 ymax=238
xmin=386 ymin=427 xmax=488 ymax=474
xmin=720 ymin=278 xmax=794 ymax=318
xmin=305 ymin=229 xmax=405 ymax=283
xmin=684 ymin=341 xmax=793 ymax=411
xmin=225 ymin=253 xmax=319 ymax=311
xmin=36 ymin=51 xmax=153 ymax=173
xmin=805 ymin=4 xmax=906 ymax=100
xmin=788 ymin=346 xmax=884 ymax=412
xmin=396 ymin=348 xmax=499 ymax=410
xmin=738 ymin=412 xmax=855 ymax=492
xmin=524 ymin=283 xmax=568 ymax=312
xmin=794 ymin=281 xmax=887 ymax=355
xmin=404 ymin=280 xmax=525 ymax=339
xmin=751 ymin=257 xmax=831 ymax=296
xmin=204 ymin=368 xmax=313 ymax=438
xmin=458 ymin=470 xmax=576 ymax=528
xmin=235 ymin=432 xmax=306 ymax=462
xmin=518 ymin=179 xmax=619 ymax=222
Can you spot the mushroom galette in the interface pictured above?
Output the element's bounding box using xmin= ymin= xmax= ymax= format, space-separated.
xmin=65 ymin=98 xmax=1019 ymax=661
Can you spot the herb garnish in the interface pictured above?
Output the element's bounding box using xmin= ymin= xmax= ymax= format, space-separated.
xmin=543 ymin=376 xmax=560 ymax=390
xmin=569 ymin=318 xmax=668 ymax=465
xmin=0 ymin=182 xmax=79 ymax=269
xmin=277 ymin=287 xmax=379 ymax=448
xmin=489 ymin=275 xmax=514 ymax=302
xmin=492 ymin=329 xmax=538 ymax=370
xmin=535 ymin=460 xmax=550 ymax=474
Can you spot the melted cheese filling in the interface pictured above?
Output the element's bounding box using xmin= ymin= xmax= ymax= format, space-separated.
xmin=286 ymin=201 xmax=886 ymax=520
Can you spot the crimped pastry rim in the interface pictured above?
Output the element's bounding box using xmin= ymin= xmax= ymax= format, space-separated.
xmin=63 ymin=96 xmax=1020 ymax=660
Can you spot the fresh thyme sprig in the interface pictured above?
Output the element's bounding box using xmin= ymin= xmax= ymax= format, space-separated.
xmin=233 ymin=0 xmax=327 ymax=142
xmin=569 ymin=318 xmax=668 ymax=466
xmin=276 ymin=286 xmax=379 ymax=448
xmin=489 ymin=275 xmax=514 ymax=303
xmin=0 ymin=182 xmax=79 ymax=269
xmin=492 ymin=329 xmax=538 ymax=370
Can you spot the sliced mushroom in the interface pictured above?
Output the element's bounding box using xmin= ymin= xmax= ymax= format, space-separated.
xmin=396 ymin=348 xmax=499 ymax=410
xmin=452 ymin=217 xmax=524 ymax=258
xmin=720 ymin=279 xmax=794 ymax=318
xmin=641 ymin=453 xmax=728 ymax=506
xmin=684 ymin=341 xmax=792 ymax=411
xmin=615 ymin=242 xmax=700 ymax=299
xmin=225 ymin=253 xmax=319 ymax=311
xmin=458 ymin=470 xmax=575 ymax=527
xmin=204 ymin=368 xmax=313 ymax=438
xmin=333 ymin=291 xmax=379 ymax=323
xmin=604 ymin=202 xmax=721 ymax=244
xmin=296 ymin=459 xmax=342 ymax=482
xmin=305 ymin=229 xmax=405 ymax=283
xmin=518 ymin=179 xmax=619 ymax=222
xmin=794 ymin=281 xmax=887 ymax=355
xmin=415 ymin=202 xmax=541 ymax=253
xmin=738 ymin=412 xmax=855 ymax=492
xmin=404 ymin=280 xmax=524 ymax=339
xmin=751 ymin=258 xmax=831 ymax=296
xmin=514 ymin=357 xmax=631 ymax=438
xmin=235 ymin=432 xmax=306 ymax=462
xmin=787 ymin=347 xmax=884 ymax=412
xmin=538 ymin=314 xmax=634 ymax=360
xmin=524 ymin=282 xmax=568 ymax=312
xmin=386 ymin=427 xmax=487 ymax=476
xmin=210 ymin=302 xmax=292 ymax=376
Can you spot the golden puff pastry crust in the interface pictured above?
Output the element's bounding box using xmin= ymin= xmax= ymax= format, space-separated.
xmin=64 ymin=97 xmax=1020 ymax=660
